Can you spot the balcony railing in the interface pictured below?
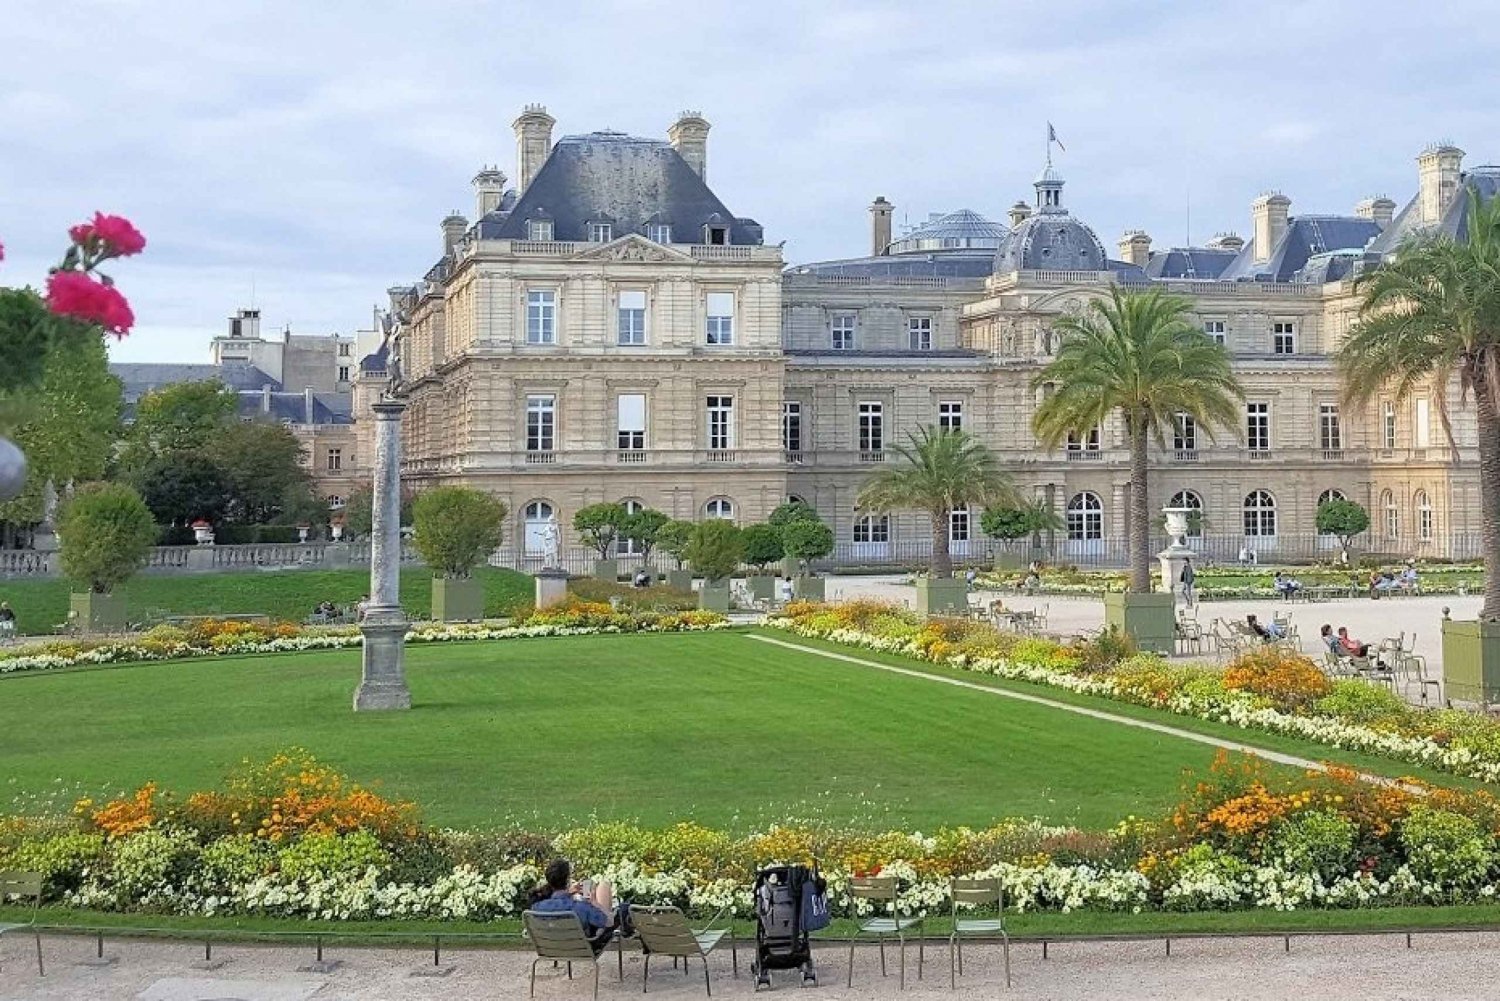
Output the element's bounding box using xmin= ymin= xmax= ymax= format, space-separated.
xmin=524 ymin=451 xmax=557 ymax=464
xmin=1321 ymin=448 xmax=1346 ymax=461
xmin=706 ymin=450 xmax=737 ymax=462
xmin=1066 ymin=449 xmax=1104 ymax=461
xmin=1172 ymin=449 xmax=1199 ymax=462
xmin=616 ymin=450 xmax=647 ymax=464
xmin=1247 ymin=448 xmax=1274 ymax=460
xmin=784 ymin=450 xmax=805 ymax=464
xmin=859 ymin=450 xmax=886 ymax=463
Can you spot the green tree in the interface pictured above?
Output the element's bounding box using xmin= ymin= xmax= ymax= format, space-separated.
xmin=1315 ymin=498 xmax=1370 ymax=561
xmin=768 ymin=500 xmax=819 ymax=528
xmin=856 ymin=426 xmax=1016 ymax=577
xmin=1032 ymin=287 xmax=1243 ymax=592
xmin=57 ymin=481 xmax=157 ymax=594
xmin=780 ymin=518 xmax=834 ymax=571
xmin=1339 ymin=190 xmax=1500 ymax=618
xmin=622 ymin=507 xmax=670 ymax=563
xmin=657 ymin=519 xmax=694 ymax=569
xmin=981 ymin=499 xmax=1064 ymax=551
xmin=572 ymin=502 xmax=629 ymax=560
xmin=215 ymin=421 xmax=311 ymax=524
xmin=343 ymin=484 xmax=414 ymax=538
xmin=411 ymin=487 xmax=506 ymax=577
xmin=124 ymin=380 xmax=238 ymax=465
xmin=740 ymin=523 xmax=785 ymax=571
xmin=138 ymin=451 xmax=230 ymax=526
xmin=684 ymin=519 xmax=744 ymax=583
xmin=0 ymin=288 xmax=60 ymax=398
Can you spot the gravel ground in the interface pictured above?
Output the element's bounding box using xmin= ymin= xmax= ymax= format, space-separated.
xmin=5 ymin=930 xmax=1499 ymax=999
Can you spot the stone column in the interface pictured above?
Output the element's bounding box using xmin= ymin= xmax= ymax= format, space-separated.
xmin=354 ymin=400 xmax=412 ymax=711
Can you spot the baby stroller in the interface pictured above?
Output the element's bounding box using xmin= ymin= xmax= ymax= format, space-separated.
xmin=750 ymin=863 xmax=828 ymax=989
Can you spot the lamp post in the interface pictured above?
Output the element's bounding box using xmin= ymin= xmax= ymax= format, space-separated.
xmin=353 ymin=398 xmax=412 ymax=711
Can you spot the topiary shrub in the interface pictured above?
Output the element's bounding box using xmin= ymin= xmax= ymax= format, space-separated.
xmin=740 ymin=523 xmax=784 ymax=572
xmin=656 ymin=519 xmax=694 ymax=569
xmin=685 ymin=520 xmax=744 ymax=583
xmin=572 ymin=502 xmax=629 ymax=561
xmin=410 ymin=486 xmax=506 ymax=578
xmin=780 ymin=518 xmax=834 ymax=572
xmin=57 ymin=481 xmax=157 ymax=594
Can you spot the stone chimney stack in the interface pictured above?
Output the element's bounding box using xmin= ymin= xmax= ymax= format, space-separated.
xmin=441 ymin=211 xmax=468 ymax=255
xmin=668 ymin=111 xmax=710 ymax=180
xmin=261 ymin=384 xmax=272 ymax=414
xmin=512 ymin=104 xmax=556 ymax=196
xmin=1355 ymin=196 xmax=1397 ymax=230
xmin=304 ymin=386 xmax=315 ymax=424
xmin=1207 ymin=232 xmax=1245 ymax=253
xmin=1117 ymin=230 xmax=1152 ymax=267
xmin=1251 ymin=192 xmax=1291 ymax=262
xmin=472 ymin=166 xmax=507 ymax=218
xmin=1008 ymin=200 xmax=1032 ymax=227
xmin=1417 ymin=143 xmax=1464 ymax=224
xmin=869 ymin=196 xmax=894 ymax=255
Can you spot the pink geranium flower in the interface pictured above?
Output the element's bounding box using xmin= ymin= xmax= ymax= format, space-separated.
xmin=88 ymin=213 xmax=146 ymax=256
xmin=45 ymin=270 xmax=135 ymax=337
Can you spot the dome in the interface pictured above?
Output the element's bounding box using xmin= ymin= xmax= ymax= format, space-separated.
xmin=1034 ymin=164 xmax=1064 ymax=186
xmin=887 ymin=209 xmax=1008 ymax=255
xmin=993 ymin=213 xmax=1108 ymax=272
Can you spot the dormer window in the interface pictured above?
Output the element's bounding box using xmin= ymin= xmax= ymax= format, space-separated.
xmin=706 ymin=225 xmax=728 ymax=245
xmin=588 ymin=222 xmax=612 ymax=243
xmin=527 ymin=218 xmax=553 ymax=241
xmin=646 ymin=223 xmax=672 ymax=244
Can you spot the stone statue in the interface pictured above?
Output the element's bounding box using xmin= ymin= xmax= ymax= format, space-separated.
xmin=379 ymin=311 xmax=405 ymax=399
xmin=40 ymin=479 xmax=58 ymax=526
xmin=539 ymin=514 xmax=562 ymax=568
xmin=32 ymin=478 xmax=59 ymax=552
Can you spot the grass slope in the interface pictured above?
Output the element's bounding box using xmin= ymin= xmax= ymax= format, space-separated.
xmin=0 ymin=566 xmax=532 ymax=633
xmin=0 ymin=632 xmax=1275 ymax=832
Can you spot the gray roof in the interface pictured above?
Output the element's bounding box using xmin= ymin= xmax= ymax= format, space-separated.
xmin=359 ymin=342 xmax=388 ymax=374
xmin=477 ymin=131 xmax=763 ymax=245
xmin=111 ymin=362 xmax=280 ymax=400
xmin=1217 ymin=215 xmax=1382 ymax=283
xmin=1143 ymin=247 xmax=1238 ymax=280
xmin=887 ymin=209 xmax=1008 ymax=255
xmin=1367 ymin=167 xmax=1500 ymax=256
xmin=1293 ymin=249 xmax=1366 ymax=284
xmin=993 ymin=210 xmax=1108 ymax=272
xmin=238 ymin=392 xmax=352 ymax=425
xmin=786 ymin=251 xmax=996 ymax=280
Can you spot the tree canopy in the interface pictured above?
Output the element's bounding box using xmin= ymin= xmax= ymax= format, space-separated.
xmin=572 ymin=502 xmax=629 ymax=560
xmin=410 ymin=487 xmax=506 ymax=577
xmin=57 ymin=481 xmax=156 ymax=594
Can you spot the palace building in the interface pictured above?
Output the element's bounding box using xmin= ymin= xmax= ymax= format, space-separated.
xmin=352 ymin=107 xmax=1490 ymax=566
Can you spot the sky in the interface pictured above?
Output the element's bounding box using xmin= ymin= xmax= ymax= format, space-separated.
xmin=4 ymin=0 xmax=1500 ymax=363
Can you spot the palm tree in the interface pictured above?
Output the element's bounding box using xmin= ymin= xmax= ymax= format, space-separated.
xmin=1032 ymin=286 xmax=1243 ymax=593
xmin=1339 ymin=190 xmax=1500 ymax=619
xmin=856 ymin=426 xmax=1016 ymax=577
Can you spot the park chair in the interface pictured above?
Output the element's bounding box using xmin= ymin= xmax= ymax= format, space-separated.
xmin=0 ymin=871 xmax=44 ymax=976
xmin=1395 ymin=633 xmax=1441 ymax=704
xmin=631 ymin=904 xmax=736 ymax=996
xmin=1033 ymin=603 xmax=1049 ymax=631
xmin=949 ymin=876 xmax=1009 ymax=989
xmin=847 ymin=874 xmax=923 ymax=990
xmin=1175 ymin=614 xmax=1203 ymax=656
xmin=522 ymin=909 xmax=618 ymax=1000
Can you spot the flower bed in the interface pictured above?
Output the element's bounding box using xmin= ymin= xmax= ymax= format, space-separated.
xmin=767 ymin=601 xmax=1500 ymax=784
xmin=7 ymin=750 xmax=1500 ymax=922
xmin=978 ymin=564 xmax=1484 ymax=599
xmin=0 ymin=603 xmax=728 ymax=677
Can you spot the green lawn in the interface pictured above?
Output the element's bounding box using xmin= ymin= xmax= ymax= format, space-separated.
xmin=0 ymin=631 xmax=1304 ymax=831
xmin=0 ymin=566 xmax=533 ymax=633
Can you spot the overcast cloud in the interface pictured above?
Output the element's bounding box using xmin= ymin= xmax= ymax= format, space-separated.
xmin=3 ymin=0 xmax=1498 ymax=363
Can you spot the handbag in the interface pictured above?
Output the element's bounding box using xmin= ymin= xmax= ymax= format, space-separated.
xmin=800 ymin=867 xmax=831 ymax=932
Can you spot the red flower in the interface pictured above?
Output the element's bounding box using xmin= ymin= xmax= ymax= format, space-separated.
xmin=88 ymin=213 xmax=146 ymax=256
xmin=45 ymin=270 xmax=135 ymax=337
xmin=69 ymin=223 xmax=95 ymax=245
xmin=0 ymin=239 xmax=5 ymax=262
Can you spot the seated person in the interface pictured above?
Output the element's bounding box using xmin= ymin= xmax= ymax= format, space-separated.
xmin=1246 ymin=614 xmax=1283 ymax=642
xmin=1319 ymin=623 xmax=1340 ymax=654
xmin=1336 ymin=626 xmax=1370 ymax=658
xmin=530 ymin=858 xmax=624 ymax=954
xmin=1022 ymin=571 xmax=1041 ymax=591
xmin=0 ymin=601 xmax=14 ymax=634
xmin=1372 ymin=572 xmax=1399 ymax=594
xmin=632 ymin=568 xmax=651 ymax=589
xmin=1273 ymin=572 xmax=1302 ymax=597
xmin=1399 ymin=566 xmax=1420 ymax=589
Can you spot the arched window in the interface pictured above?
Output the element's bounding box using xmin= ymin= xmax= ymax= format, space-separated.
xmin=1415 ymin=490 xmax=1433 ymax=541
xmin=704 ymin=497 xmax=734 ymax=520
xmin=1066 ymin=492 xmax=1103 ymax=541
xmin=1382 ymin=489 xmax=1399 ymax=540
xmin=786 ymin=494 xmax=807 ymax=507
xmin=617 ymin=498 xmax=644 ymax=556
xmin=1167 ymin=490 xmax=1203 ymax=537
xmin=853 ymin=513 xmax=889 ymax=544
xmin=523 ymin=500 xmax=556 ymax=555
xmin=1243 ymin=490 xmax=1277 ymax=538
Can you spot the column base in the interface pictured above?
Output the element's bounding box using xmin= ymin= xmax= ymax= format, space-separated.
xmin=354 ymin=612 xmax=411 ymax=711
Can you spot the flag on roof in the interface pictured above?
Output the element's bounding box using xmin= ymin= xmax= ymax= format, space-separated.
xmin=1048 ymin=122 xmax=1066 ymax=153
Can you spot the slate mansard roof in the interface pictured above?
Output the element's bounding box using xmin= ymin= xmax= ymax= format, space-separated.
xmin=1217 ymin=216 xmax=1382 ymax=283
xmin=476 ymin=131 xmax=764 ymax=246
xmin=1367 ymin=166 xmax=1500 ymax=256
xmin=1143 ymin=247 xmax=1239 ymax=280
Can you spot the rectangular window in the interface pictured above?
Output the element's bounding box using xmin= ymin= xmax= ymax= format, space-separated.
xmin=616 ymin=393 xmax=645 ymax=451
xmin=831 ymin=314 xmax=855 ymax=351
xmin=646 ymin=223 xmax=672 ymax=243
xmin=617 ymin=290 xmax=647 ymax=345
xmin=706 ymin=395 xmax=734 ymax=450
xmin=705 ymin=292 xmax=735 ymax=345
xmin=526 ymin=290 xmax=556 ymax=344
xmin=326 ymin=448 xmax=342 ymax=472
xmin=337 ymin=366 xmax=350 ymax=382
xmin=908 ymin=316 xmax=933 ymax=351
xmin=1203 ymin=320 xmax=1226 ymax=345
xmin=338 ymin=343 xmax=351 ymax=357
xmin=853 ymin=515 xmax=889 ymax=544
xmin=588 ymin=222 xmax=612 ymax=243
xmin=525 ymin=394 xmax=555 ymax=452
xmin=1319 ymin=404 xmax=1342 ymax=450
xmin=950 ymin=507 xmax=970 ymax=542
xmin=938 ymin=400 xmax=963 ymax=432
xmin=1246 ymin=402 xmax=1270 ymax=451
xmin=1272 ymin=321 xmax=1296 ymax=355
xmin=707 ymin=225 xmax=728 ymax=245
xmin=1385 ymin=502 xmax=1399 ymax=539
xmin=526 ymin=219 xmax=553 ymax=241
xmin=781 ymin=401 xmax=802 ymax=453
xmin=1415 ymin=397 xmax=1431 ymax=448
xmin=1173 ymin=413 xmax=1196 ymax=451
xmin=1382 ymin=401 xmax=1397 ymax=450
xmin=1066 ymin=427 xmax=1101 ymax=451
xmin=1419 ymin=503 xmax=1433 ymax=541
xmin=858 ymin=401 xmax=883 ymax=453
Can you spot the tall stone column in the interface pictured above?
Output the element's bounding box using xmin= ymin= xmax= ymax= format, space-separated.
xmin=354 ymin=400 xmax=412 ymax=711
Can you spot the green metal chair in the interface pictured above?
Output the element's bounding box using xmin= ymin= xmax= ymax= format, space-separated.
xmin=846 ymin=874 xmax=923 ymax=989
xmin=0 ymin=871 xmax=44 ymax=976
xmin=949 ymin=876 xmax=1009 ymax=989
xmin=631 ymin=904 xmax=736 ymax=996
xmin=522 ymin=909 xmax=613 ymax=1000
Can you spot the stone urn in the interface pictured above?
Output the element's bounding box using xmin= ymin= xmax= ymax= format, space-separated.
xmin=1162 ymin=507 xmax=1191 ymax=550
xmin=191 ymin=519 xmax=215 ymax=545
xmin=331 ymin=522 xmax=345 ymax=541
xmin=297 ymin=524 xmax=311 ymax=543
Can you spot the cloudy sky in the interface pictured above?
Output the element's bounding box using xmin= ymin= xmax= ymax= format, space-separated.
xmin=4 ymin=0 xmax=1498 ymax=363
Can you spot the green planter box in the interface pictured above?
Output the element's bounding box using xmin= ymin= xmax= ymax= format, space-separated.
xmin=667 ymin=569 xmax=695 ymax=592
xmin=793 ymin=575 xmax=825 ymax=601
xmin=1103 ymin=591 xmax=1175 ymax=655
xmin=431 ymin=576 xmax=484 ymax=622
xmin=593 ymin=558 xmax=619 ymax=582
xmin=70 ymin=592 xmax=126 ymax=633
xmin=698 ymin=581 xmax=731 ymax=612
xmin=1443 ymin=618 xmax=1500 ymax=707
xmin=915 ymin=575 xmax=969 ymax=615
xmin=747 ymin=575 xmax=776 ymax=601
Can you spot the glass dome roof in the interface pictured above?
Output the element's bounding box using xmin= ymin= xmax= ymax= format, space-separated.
xmin=887 ymin=209 xmax=1008 ymax=255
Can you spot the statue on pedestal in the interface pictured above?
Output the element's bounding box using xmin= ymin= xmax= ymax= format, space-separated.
xmin=539 ymin=514 xmax=562 ymax=569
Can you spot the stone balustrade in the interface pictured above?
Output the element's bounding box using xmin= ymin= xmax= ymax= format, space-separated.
xmin=0 ymin=542 xmax=422 ymax=579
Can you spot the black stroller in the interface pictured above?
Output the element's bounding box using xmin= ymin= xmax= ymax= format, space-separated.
xmin=750 ymin=863 xmax=827 ymax=989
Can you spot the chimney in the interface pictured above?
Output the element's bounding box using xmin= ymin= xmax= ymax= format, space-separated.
xmin=261 ymin=384 xmax=272 ymax=414
xmin=512 ymin=104 xmax=556 ymax=195
xmin=869 ymin=196 xmax=894 ymax=255
xmin=472 ymin=166 xmax=507 ymax=218
xmin=667 ymin=111 xmax=710 ymax=180
xmin=1008 ymin=200 xmax=1032 ymax=227
xmin=304 ymin=387 xmax=314 ymax=424
xmin=386 ymin=286 xmax=409 ymax=314
xmin=441 ymin=211 xmax=468 ymax=254
xmin=1417 ymin=143 xmax=1464 ymax=224
xmin=1251 ymin=192 xmax=1291 ymax=262
xmin=1207 ymin=231 xmax=1245 ymax=253
xmin=1355 ymin=196 xmax=1397 ymax=230
xmin=1117 ymin=230 xmax=1151 ymax=268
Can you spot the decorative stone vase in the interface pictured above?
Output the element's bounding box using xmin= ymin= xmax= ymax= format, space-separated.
xmin=666 ymin=568 xmax=694 ymax=592
xmin=915 ymin=575 xmax=969 ymax=615
xmin=698 ymin=580 xmax=731 ymax=612
xmin=191 ymin=520 xmax=214 ymax=545
xmin=747 ymin=574 xmax=776 ymax=601
xmin=297 ymin=524 xmax=311 ymax=543
xmin=331 ymin=523 xmax=344 ymax=541
xmin=593 ymin=558 xmax=618 ymax=582
xmin=1442 ymin=618 xmax=1500 ymax=707
xmin=431 ymin=576 xmax=485 ymax=622
xmin=793 ymin=575 xmax=825 ymax=601
xmin=70 ymin=591 xmax=126 ymax=633
xmin=1103 ymin=591 xmax=1175 ymax=655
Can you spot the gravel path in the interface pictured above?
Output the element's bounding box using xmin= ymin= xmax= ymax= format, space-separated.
xmin=6 ymin=930 xmax=1498 ymax=999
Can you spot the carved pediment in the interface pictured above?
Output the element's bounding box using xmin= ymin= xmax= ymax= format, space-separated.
xmin=572 ymin=234 xmax=694 ymax=264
